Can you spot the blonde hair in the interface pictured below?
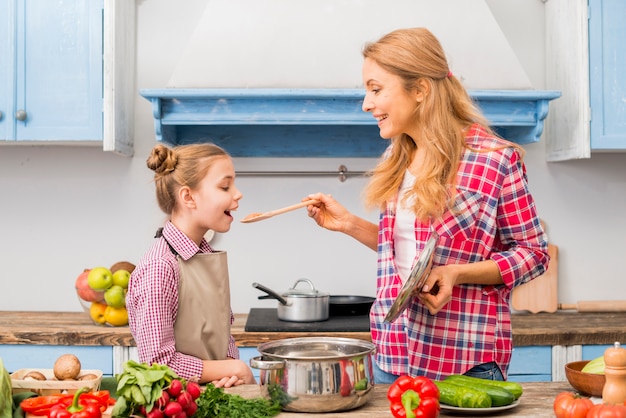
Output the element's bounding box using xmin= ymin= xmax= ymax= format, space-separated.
xmin=362 ymin=27 xmax=521 ymax=221
xmin=147 ymin=143 xmax=230 ymax=215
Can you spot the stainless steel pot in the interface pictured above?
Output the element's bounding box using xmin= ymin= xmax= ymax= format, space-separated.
xmin=253 ymin=279 xmax=330 ymax=322
xmin=250 ymin=337 xmax=376 ymax=413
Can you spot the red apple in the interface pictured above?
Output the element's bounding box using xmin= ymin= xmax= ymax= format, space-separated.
xmin=75 ymin=269 xmax=104 ymax=302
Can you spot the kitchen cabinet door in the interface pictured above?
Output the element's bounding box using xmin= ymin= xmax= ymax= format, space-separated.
xmin=0 ymin=0 xmax=134 ymax=155
xmin=3 ymin=0 xmax=103 ymax=141
xmin=588 ymin=0 xmax=626 ymax=150
xmin=545 ymin=0 xmax=626 ymax=160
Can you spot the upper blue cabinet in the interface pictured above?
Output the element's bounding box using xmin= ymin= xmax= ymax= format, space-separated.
xmin=140 ymin=89 xmax=560 ymax=158
xmin=588 ymin=0 xmax=626 ymax=150
xmin=0 ymin=0 xmax=134 ymax=156
xmin=545 ymin=0 xmax=626 ymax=160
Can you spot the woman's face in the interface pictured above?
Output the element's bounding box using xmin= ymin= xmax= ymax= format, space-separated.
xmin=193 ymin=156 xmax=242 ymax=234
xmin=362 ymin=57 xmax=421 ymax=140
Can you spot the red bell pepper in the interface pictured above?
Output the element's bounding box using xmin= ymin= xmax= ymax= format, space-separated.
xmin=47 ymin=387 xmax=102 ymax=418
xmin=21 ymin=395 xmax=72 ymax=416
xmin=21 ymin=390 xmax=113 ymax=416
xmin=387 ymin=375 xmax=441 ymax=418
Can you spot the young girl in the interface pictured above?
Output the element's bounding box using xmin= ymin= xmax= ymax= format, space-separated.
xmin=127 ymin=143 xmax=255 ymax=387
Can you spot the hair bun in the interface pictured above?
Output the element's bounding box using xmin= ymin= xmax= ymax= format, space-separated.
xmin=147 ymin=144 xmax=178 ymax=175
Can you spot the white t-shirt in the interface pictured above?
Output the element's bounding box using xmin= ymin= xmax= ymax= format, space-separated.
xmin=394 ymin=170 xmax=417 ymax=282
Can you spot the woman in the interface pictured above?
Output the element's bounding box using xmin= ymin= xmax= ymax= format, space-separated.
xmin=127 ymin=143 xmax=255 ymax=387
xmin=306 ymin=28 xmax=549 ymax=383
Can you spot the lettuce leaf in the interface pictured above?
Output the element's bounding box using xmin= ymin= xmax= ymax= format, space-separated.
xmin=0 ymin=358 xmax=12 ymax=418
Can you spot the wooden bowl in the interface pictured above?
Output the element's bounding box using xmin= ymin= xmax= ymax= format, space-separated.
xmin=564 ymin=360 xmax=606 ymax=397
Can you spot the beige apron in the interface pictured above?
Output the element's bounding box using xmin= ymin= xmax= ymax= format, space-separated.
xmin=173 ymin=251 xmax=232 ymax=360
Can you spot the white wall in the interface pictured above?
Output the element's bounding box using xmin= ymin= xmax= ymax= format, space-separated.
xmin=1 ymin=0 xmax=624 ymax=314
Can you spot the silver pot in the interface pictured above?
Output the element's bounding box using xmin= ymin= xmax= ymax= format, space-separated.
xmin=250 ymin=337 xmax=376 ymax=413
xmin=253 ymin=279 xmax=330 ymax=322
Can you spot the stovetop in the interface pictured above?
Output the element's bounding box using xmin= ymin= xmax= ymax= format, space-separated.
xmin=244 ymin=308 xmax=370 ymax=332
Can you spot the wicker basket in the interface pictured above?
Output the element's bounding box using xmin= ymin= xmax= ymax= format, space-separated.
xmin=11 ymin=368 xmax=103 ymax=395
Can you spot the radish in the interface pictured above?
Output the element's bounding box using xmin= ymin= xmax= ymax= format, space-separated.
xmin=176 ymin=391 xmax=193 ymax=409
xmin=185 ymin=381 xmax=201 ymax=400
xmin=163 ymin=401 xmax=182 ymax=417
xmin=167 ymin=379 xmax=184 ymax=398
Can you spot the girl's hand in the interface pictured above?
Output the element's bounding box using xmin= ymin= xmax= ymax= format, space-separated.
xmin=212 ymin=375 xmax=243 ymax=388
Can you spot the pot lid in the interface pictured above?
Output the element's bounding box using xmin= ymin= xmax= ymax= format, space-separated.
xmin=284 ymin=278 xmax=329 ymax=297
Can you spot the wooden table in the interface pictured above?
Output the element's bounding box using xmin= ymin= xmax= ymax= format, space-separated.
xmin=226 ymin=381 xmax=574 ymax=417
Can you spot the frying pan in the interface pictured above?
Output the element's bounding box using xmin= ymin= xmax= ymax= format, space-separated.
xmin=329 ymin=295 xmax=375 ymax=316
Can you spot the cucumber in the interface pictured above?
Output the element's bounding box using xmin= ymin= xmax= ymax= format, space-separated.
xmin=443 ymin=375 xmax=515 ymax=406
xmin=444 ymin=374 xmax=523 ymax=400
xmin=434 ymin=381 xmax=492 ymax=408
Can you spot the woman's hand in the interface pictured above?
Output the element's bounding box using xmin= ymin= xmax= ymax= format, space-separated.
xmin=305 ymin=193 xmax=350 ymax=233
xmin=416 ymin=260 xmax=503 ymax=314
xmin=305 ymin=192 xmax=379 ymax=251
xmin=416 ymin=265 xmax=456 ymax=315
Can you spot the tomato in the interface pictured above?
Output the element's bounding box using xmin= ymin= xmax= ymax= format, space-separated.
xmin=553 ymin=392 xmax=594 ymax=418
xmin=587 ymin=403 xmax=626 ymax=418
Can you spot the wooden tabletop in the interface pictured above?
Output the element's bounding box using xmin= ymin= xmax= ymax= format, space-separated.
xmin=1 ymin=310 xmax=626 ymax=347
xmin=225 ymin=381 xmax=575 ymax=417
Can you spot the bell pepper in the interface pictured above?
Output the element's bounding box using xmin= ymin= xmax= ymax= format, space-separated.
xmin=47 ymin=387 xmax=102 ymax=418
xmin=387 ymin=375 xmax=441 ymax=418
xmin=21 ymin=395 xmax=72 ymax=416
xmin=21 ymin=390 xmax=112 ymax=416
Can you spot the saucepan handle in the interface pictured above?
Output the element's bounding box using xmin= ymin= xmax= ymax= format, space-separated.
xmin=252 ymin=282 xmax=289 ymax=305
xmin=249 ymin=355 xmax=286 ymax=371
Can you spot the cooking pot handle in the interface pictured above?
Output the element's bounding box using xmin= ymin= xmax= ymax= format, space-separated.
xmin=249 ymin=356 xmax=286 ymax=370
xmin=252 ymin=282 xmax=289 ymax=305
xmin=291 ymin=278 xmax=317 ymax=291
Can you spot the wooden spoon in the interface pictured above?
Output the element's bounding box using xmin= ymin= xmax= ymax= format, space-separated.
xmin=240 ymin=199 xmax=319 ymax=223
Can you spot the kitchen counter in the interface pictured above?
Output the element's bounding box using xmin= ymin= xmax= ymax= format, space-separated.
xmin=1 ymin=310 xmax=625 ymax=347
xmin=225 ymin=381 xmax=574 ymax=417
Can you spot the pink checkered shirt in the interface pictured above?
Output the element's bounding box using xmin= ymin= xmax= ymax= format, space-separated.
xmin=127 ymin=221 xmax=239 ymax=380
xmin=371 ymin=124 xmax=549 ymax=380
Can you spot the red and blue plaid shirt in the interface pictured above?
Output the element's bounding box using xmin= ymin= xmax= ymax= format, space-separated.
xmin=127 ymin=221 xmax=239 ymax=380
xmin=371 ymin=125 xmax=549 ymax=380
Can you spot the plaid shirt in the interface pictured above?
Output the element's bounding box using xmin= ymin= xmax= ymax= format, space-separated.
xmin=371 ymin=125 xmax=549 ymax=380
xmin=127 ymin=221 xmax=239 ymax=380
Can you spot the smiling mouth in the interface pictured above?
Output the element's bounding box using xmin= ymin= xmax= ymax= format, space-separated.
xmin=376 ymin=115 xmax=388 ymax=122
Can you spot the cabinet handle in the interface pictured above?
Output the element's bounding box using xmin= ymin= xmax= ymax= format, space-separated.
xmin=15 ymin=110 xmax=27 ymax=121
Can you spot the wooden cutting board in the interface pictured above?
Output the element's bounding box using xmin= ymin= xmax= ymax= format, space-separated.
xmin=512 ymin=243 xmax=559 ymax=313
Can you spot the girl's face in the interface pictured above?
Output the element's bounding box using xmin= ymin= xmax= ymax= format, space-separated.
xmin=192 ymin=156 xmax=242 ymax=234
xmin=362 ymin=57 xmax=421 ymax=140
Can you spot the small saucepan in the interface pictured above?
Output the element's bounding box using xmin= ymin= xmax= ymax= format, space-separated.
xmin=253 ymin=279 xmax=330 ymax=322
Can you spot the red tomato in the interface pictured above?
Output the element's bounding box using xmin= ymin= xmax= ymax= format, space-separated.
xmin=553 ymin=392 xmax=594 ymax=418
xmin=587 ymin=403 xmax=626 ymax=418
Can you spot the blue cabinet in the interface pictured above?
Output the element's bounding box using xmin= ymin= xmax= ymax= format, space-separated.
xmin=588 ymin=0 xmax=626 ymax=150
xmin=239 ymin=347 xmax=261 ymax=380
xmin=0 ymin=0 xmax=104 ymax=142
xmin=0 ymin=345 xmax=114 ymax=376
xmin=509 ymin=346 xmax=552 ymax=382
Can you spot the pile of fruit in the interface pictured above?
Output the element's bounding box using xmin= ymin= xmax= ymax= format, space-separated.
xmin=75 ymin=261 xmax=135 ymax=327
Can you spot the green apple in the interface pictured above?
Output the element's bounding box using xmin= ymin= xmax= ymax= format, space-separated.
xmin=87 ymin=267 xmax=114 ymax=291
xmin=104 ymin=285 xmax=126 ymax=308
xmin=112 ymin=269 xmax=131 ymax=289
